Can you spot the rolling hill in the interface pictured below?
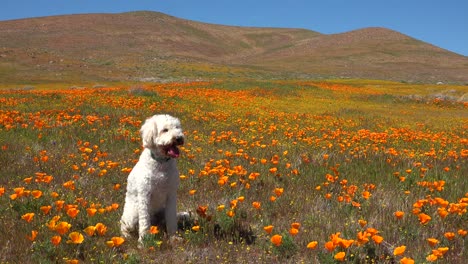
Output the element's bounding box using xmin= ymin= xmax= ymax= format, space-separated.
xmin=1 ymin=11 xmax=467 ymax=84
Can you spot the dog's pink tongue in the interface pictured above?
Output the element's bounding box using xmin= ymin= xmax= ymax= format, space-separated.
xmin=167 ymin=145 xmax=180 ymax=158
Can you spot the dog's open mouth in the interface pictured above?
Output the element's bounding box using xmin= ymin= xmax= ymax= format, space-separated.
xmin=164 ymin=144 xmax=181 ymax=158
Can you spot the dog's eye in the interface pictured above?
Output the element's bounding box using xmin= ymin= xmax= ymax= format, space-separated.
xmin=161 ymin=128 xmax=168 ymax=133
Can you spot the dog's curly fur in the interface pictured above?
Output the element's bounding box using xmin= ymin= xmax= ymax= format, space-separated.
xmin=120 ymin=114 xmax=185 ymax=244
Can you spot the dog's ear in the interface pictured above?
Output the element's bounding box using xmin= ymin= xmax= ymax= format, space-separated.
xmin=140 ymin=116 xmax=158 ymax=148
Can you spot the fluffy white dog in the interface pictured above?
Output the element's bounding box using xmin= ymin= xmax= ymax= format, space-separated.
xmin=120 ymin=114 xmax=185 ymax=244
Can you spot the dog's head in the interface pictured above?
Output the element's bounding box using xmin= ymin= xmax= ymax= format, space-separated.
xmin=140 ymin=114 xmax=185 ymax=158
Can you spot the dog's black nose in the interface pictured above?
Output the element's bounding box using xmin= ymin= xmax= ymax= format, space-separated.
xmin=176 ymin=136 xmax=184 ymax=145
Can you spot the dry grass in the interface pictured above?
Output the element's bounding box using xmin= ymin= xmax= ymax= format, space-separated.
xmin=0 ymin=80 xmax=467 ymax=263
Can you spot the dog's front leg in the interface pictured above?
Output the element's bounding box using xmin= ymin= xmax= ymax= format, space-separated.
xmin=137 ymin=189 xmax=152 ymax=245
xmin=165 ymin=192 xmax=178 ymax=236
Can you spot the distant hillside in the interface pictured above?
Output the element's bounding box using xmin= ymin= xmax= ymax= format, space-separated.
xmin=1 ymin=11 xmax=467 ymax=83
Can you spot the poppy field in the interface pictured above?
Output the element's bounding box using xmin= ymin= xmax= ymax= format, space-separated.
xmin=0 ymin=79 xmax=467 ymax=263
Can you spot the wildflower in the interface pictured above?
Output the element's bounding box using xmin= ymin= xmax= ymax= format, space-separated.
xmin=372 ymin=235 xmax=384 ymax=244
xmin=358 ymin=219 xmax=367 ymax=227
xmin=400 ymin=257 xmax=415 ymax=264
xmin=149 ymin=226 xmax=159 ymax=234
xmin=0 ymin=187 xmax=4 ymax=197
xmin=188 ymin=189 xmax=196 ymax=195
xmin=86 ymin=208 xmax=97 ymax=217
xmin=31 ymin=190 xmax=42 ymax=199
xmin=226 ymin=210 xmax=235 ymax=218
xmin=40 ymin=205 xmax=52 ymax=215
xmin=27 ymin=230 xmax=38 ymax=241
xmin=426 ymin=254 xmax=438 ymax=262
xmin=67 ymin=232 xmax=84 ymax=244
xmin=289 ymin=228 xmax=299 ymax=236
xmin=66 ymin=208 xmax=80 ymax=218
xmin=291 ymin=222 xmax=301 ymax=229
xmin=394 ymin=211 xmax=404 ymax=219
xmin=263 ymin=225 xmax=274 ymax=234
xmin=95 ymin=223 xmax=107 ymax=236
xmin=270 ymin=234 xmax=282 ymax=246
xmin=362 ymin=191 xmax=371 ymax=200
xmin=252 ymin=201 xmax=261 ymax=209
xmin=325 ymin=241 xmax=336 ymax=252
xmin=273 ymin=187 xmax=284 ymax=197
xmin=21 ymin=213 xmax=35 ymax=223
xmin=418 ymin=213 xmax=431 ymax=225
xmin=444 ymin=232 xmax=455 ymax=240
xmin=307 ymin=241 xmax=318 ymax=249
xmin=55 ymin=221 xmax=71 ymax=235
xmin=192 ymin=226 xmax=200 ymax=232
xmin=84 ymin=226 xmax=96 ymax=236
xmin=196 ymin=205 xmax=208 ymax=218
xmin=51 ymin=235 xmax=61 ymax=246
xmin=458 ymin=229 xmax=467 ymax=237
xmin=334 ymin=251 xmax=346 ymax=261
xmin=393 ymin=245 xmax=406 ymax=256
xmin=106 ymin=237 xmax=125 ymax=248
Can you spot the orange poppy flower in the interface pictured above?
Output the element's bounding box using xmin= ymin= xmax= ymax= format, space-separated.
xmin=95 ymin=223 xmax=107 ymax=236
xmin=334 ymin=251 xmax=346 ymax=261
xmin=291 ymin=222 xmax=301 ymax=229
xmin=289 ymin=227 xmax=299 ymax=236
xmin=51 ymin=235 xmax=62 ymax=246
xmin=67 ymin=232 xmax=84 ymax=244
xmin=252 ymin=201 xmax=261 ymax=209
xmin=31 ymin=190 xmax=42 ymax=199
xmin=55 ymin=221 xmax=71 ymax=235
xmin=66 ymin=208 xmax=80 ymax=218
xmin=400 ymin=257 xmax=415 ymax=264
xmin=27 ymin=230 xmax=38 ymax=241
xmin=458 ymin=229 xmax=467 ymax=237
xmin=263 ymin=225 xmax=274 ymax=234
xmin=106 ymin=237 xmax=125 ymax=248
xmin=270 ymin=234 xmax=282 ymax=246
xmin=393 ymin=245 xmax=406 ymax=256
xmin=325 ymin=241 xmax=336 ymax=252
xmin=372 ymin=235 xmax=384 ymax=244
xmin=0 ymin=187 xmax=5 ymax=197
xmin=86 ymin=208 xmax=97 ymax=217
xmin=40 ymin=205 xmax=52 ymax=215
xmin=273 ymin=187 xmax=284 ymax=197
xmin=358 ymin=219 xmax=367 ymax=227
xmin=226 ymin=210 xmax=235 ymax=218
xmin=191 ymin=225 xmax=200 ymax=232
xmin=307 ymin=241 xmax=318 ymax=249
xmin=427 ymin=238 xmax=439 ymax=247
xmin=362 ymin=191 xmax=371 ymax=200
xmin=444 ymin=232 xmax=455 ymax=240
xmin=149 ymin=226 xmax=159 ymax=234
xmin=418 ymin=213 xmax=431 ymax=225
xmin=84 ymin=226 xmax=96 ymax=236
xmin=394 ymin=211 xmax=405 ymax=219
xmin=21 ymin=213 xmax=35 ymax=223
xmin=426 ymin=254 xmax=438 ymax=262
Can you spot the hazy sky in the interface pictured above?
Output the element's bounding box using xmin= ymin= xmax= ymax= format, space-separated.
xmin=1 ymin=0 xmax=467 ymax=56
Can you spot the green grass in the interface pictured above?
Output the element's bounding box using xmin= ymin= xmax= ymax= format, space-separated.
xmin=0 ymin=80 xmax=467 ymax=263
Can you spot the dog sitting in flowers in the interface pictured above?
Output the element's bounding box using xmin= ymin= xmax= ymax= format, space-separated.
xmin=120 ymin=114 xmax=188 ymax=245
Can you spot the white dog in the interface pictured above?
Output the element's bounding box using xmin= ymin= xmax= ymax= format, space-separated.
xmin=120 ymin=114 xmax=185 ymax=244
